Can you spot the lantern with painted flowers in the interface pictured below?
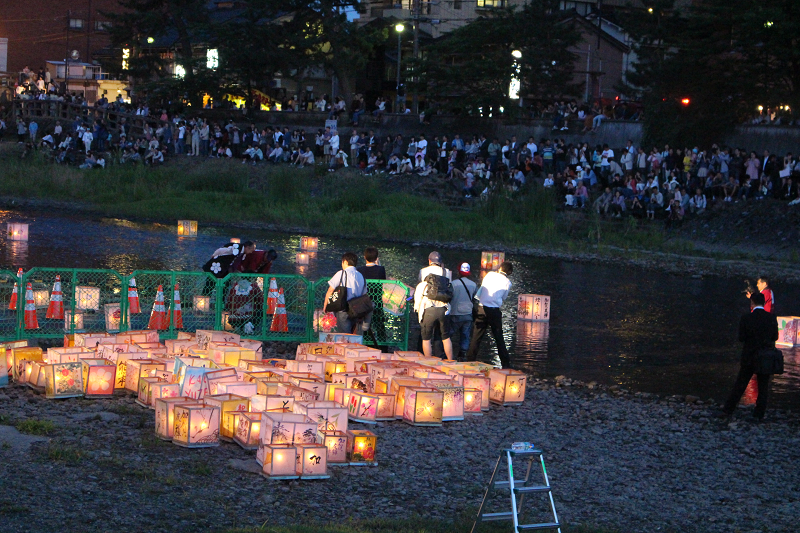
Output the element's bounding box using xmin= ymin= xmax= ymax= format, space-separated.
xmin=375 ymin=393 xmax=396 ymax=421
xmin=43 ymin=362 xmax=84 ymax=399
xmin=402 ymin=387 xmax=443 ymax=426
xmin=82 ymin=358 xmax=117 ymax=398
xmin=489 ymin=368 xmax=527 ymax=406
xmin=437 ymin=384 xmax=465 ymax=421
xmin=347 ymin=429 xmax=378 ymax=466
xmin=517 ymin=294 xmax=550 ymax=322
xmin=172 ymin=403 xmax=220 ymax=448
xmin=155 ymin=396 xmax=192 ymax=440
xmin=463 ymin=388 xmax=483 ymax=415
xmin=260 ymin=444 xmax=298 ymax=479
xmin=318 ymin=429 xmax=348 ymax=464
xmin=348 ymin=391 xmax=380 ymax=423
xmin=296 ymin=443 xmax=329 ymax=479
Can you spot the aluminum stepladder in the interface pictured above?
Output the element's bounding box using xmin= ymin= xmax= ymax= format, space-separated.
xmin=471 ymin=448 xmax=561 ymax=533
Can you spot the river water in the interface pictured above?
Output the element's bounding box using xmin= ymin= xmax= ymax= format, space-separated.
xmin=2 ymin=208 xmax=799 ymax=409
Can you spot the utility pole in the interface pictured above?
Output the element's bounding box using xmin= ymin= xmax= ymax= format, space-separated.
xmin=86 ymin=0 xmax=93 ymax=65
xmin=65 ymin=11 xmax=71 ymax=92
xmin=412 ymin=0 xmax=420 ymax=114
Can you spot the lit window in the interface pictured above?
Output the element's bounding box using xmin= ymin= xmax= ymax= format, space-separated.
xmin=476 ymin=0 xmax=504 ymax=6
xmin=206 ymin=49 xmax=219 ymax=69
xmin=69 ymin=18 xmax=84 ymax=29
xmin=174 ymin=64 xmax=186 ymax=79
xmin=95 ymin=21 xmax=111 ymax=31
xmin=122 ymin=48 xmax=130 ymax=71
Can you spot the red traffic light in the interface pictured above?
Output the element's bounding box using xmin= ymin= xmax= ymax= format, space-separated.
xmin=681 ymin=98 xmax=691 ymax=106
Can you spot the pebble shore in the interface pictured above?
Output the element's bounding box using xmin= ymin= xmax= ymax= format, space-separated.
xmin=1 ymin=373 xmax=798 ymax=533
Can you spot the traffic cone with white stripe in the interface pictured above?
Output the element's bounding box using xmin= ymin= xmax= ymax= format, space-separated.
xmin=269 ymin=288 xmax=288 ymax=332
xmin=266 ymin=277 xmax=279 ymax=315
xmin=46 ymin=275 xmax=64 ymax=319
xmin=8 ymin=268 xmax=22 ymax=310
xmin=128 ymin=277 xmax=141 ymax=314
xmin=148 ymin=285 xmax=169 ymax=330
xmin=172 ymin=283 xmax=183 ymax=329
xmin=24 ymin=283 xmax=39 ymax=329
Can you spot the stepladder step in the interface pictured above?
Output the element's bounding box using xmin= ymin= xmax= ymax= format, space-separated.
xmin=513 ymin=485 xmax=552 ymax=494
xmin=517 ymin=522 xmax=561 ymax=531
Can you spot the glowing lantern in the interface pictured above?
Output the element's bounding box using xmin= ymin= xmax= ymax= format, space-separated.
xmin=233 ymin=412 xmax=263 ymax=450
xmin=136 ymin=377 xmax=164 ymax=408
xmin=463 ymin=388 xmax=483 ymax=415
xmin=250 ymin=394 xmax=294 ymax=413
xmin=297 ymin=443 xmax=329 ymax=479
xmin=260 ymin=444 xmax=298 ymax=479
xmin=489 ymin=369 xmax=527 ymax=406
xmin=177 ymin=220 xmax=198 ymax=236
xmin=217 ymin=381 xmax=257 ymax=397
xmin=193 ymin=295 xmax=211 ymax=313
xmin=300 ymin=236 xmax=319 ymax=251
xmin=391 ymin=377 xmax=424 ymax=418
xmin=204 ymin=393 xmax=249 ymax=441
xmin=11 ymin=347 xmax=42 ymax=382
xmin=480 ymin=251 xmax=504 ymax=271
xmin=776 ymin=316 xmax=800 ymax=347
xmin=135 ymin=342 xmax=168 ymax=357
xmin=437 ymin=384 xmax=465 ymax=421
xmin=255 ymin=377 xmax=284 ymax=396
xmin=296 ymin=252 xmax=310 ymax=266
xmin=323 ymin=360 xmax=347 ymax=382
xmin=28 ymin=361 xmax=47 ymax=390
xmin=172 ymin=403 xmax=220 ymax=448
xmin=375 ymin=393 xmax=396 ymax=421
xmin=154 ymin=396 xmax=192 ymax=440
xmin=318 ymin=430 xmax=348 ymax=463
xmin=151 ymin=381 xmax=181 ymax=403
xmin=333 ymin=387 xmax=358 ymax=409
xmin=517 ymin=294 xmax=550 ymax=321
xmin=74 ymin=286 xmax=101 ymax=311
xmin=286 ymin=360 xmax=325 ymax=380
xmin=402 ymin=387 xmax=443 ymax=426
xmin=324 ymin=382 xmax=344 ymax=402
xmin=230 ymin=238 xmax=241 ymax=244
xmin=348 ymin=391 xmax=380 ymax=423
xmin=276 ymin=383 xmax=319 ymax=403
xmin=125 ymin=359 xmax=165 ymax=392
xmin=33 ymin=288 xmax=50 ymax=309
xmin=314 ymin=310 xmax=338 ymax=333
xmin=7 ymin=223 xmax=29 ymax=241
xmin=104 ymin=303 xmax=129 ymax=332
xmin=260 ymin=413 xmax=317 ymax=446
xmin=82 ymin=358 xmax=117 ymax=398
xmin=297 ymin=343 xmax=336 ymax=357
xmin=195 ymin=330 xmax=240 ymax=350
xmin=44 ymin=362 xmax=84 ymax=399
xmin=347 ymin=429 xmax=378 ymax=466
xmin=293 ymin=401 xmax=348 ymax=433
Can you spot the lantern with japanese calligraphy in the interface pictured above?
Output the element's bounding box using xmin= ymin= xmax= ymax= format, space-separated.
xmin=276 ymin=383 xmax=319 ymax=403
xmin=172 ymin=403 xmax=220 ymax=448
xmin=177 ymin=220 xmax=198 ymax=236
xmin=257 ymin=413 xmax=316 ymax=466
xmin=260 ymin=444 xmax=298 ymax=479
xmin=318 ymin=429 xmax=348 ymax=464
xmin=82 ymin=358 xmax=117 ymax=398
xmin=136 ymin=377 xmax=164 ymax=408
xmin=43 ymin=362 xmax=84 ymax=399
xmin=286 ymin=359 xmax=325 ymax=380
xmin=402 ymin=387 xmax=443 ymax=426
xmin=347 ymin=429 xmax=378 ymax=466
xmin=300 ymin=236 xmax=319 ymax=252
xmin=463 ymin=388 xmax=483 ymax=415
xmin=7 ymin=222 xmax=28 ymax=241
xmin=348 ymin=391 xmax=379 ymax=423
xmin=489 ymin=369 xmax=527 ymax=406
xmin=296 ymin=443 xmax=329 ymax=479
xmin=125 ymin=359 xmax=165 ymax=392
xmin=252 ymin=394 xmax=294 ymax=413
xmin=517 ymin=294 xmax=550 ymax=322
xmin=293 ymin=401 xmax=348 ymax=433
xmin=204 ymin=393 xmax=249 ymax=441
xmin=233 ymin=412 xmax=263 ymax=450
xmin=155 ymin=396 xmax=192 ymax=440
xmin=480 ymin=251 xmax=504 ymax=271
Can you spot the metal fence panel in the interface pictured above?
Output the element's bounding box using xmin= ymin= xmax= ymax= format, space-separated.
xmin=0 ymin=270 xmax=21 ymax=341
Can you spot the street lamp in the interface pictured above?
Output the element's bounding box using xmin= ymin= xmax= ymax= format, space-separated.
xmin=395 ymin=23 xmax=405 ymax=111
xmin=510 ymin=50 xmax=522 ymax=107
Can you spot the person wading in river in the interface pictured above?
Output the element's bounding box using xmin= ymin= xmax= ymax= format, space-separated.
xmin=466 ymin=261 xmax=513 ymax=368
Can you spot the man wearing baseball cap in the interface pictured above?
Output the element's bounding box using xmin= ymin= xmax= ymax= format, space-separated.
xmin=449 ymin=263 xmax=477 ymax=361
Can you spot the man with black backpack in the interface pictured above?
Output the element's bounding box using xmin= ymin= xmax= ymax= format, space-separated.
xmin=324 ymin=252 xmax=367 ymax=334
xmin=466 ymin=261 xmax=513 ymax=368
xmin=414 ymin=254 xmax=455 ymax=360
xmin=450 ymin=263 xmax=477 ymax=362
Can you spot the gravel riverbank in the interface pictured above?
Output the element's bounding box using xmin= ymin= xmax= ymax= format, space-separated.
xmin=1 ymin=374 xmax=798 ymax=533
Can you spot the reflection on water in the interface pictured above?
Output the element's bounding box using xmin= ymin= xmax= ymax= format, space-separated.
xmin=1 ymin=209 xmax=800 ymax=409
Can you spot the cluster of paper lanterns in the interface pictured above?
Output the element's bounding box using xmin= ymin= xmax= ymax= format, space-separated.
xmin=295 ymin=236 xmax=319 ymax=275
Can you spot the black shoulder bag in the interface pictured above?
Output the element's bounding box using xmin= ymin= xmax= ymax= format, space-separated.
xmin=324 ymin=271 xmax=348 ymax=313
xmin=755 ymin=347 xmax=784 ymax=375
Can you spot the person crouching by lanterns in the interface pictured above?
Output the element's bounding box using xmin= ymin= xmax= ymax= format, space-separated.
xmin=229 ymin=241 xmax=278 ymax=275
xmin=466 ymin=261 xmax=513 ymax=368
xmin=225 ymin=278 xmax=264 ymax=334
xmin=746 ymin=276 xmax=775 ymax=314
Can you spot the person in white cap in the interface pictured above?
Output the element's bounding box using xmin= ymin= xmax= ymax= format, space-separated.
xmin=449 ymin=263 xmax=477 ymax=361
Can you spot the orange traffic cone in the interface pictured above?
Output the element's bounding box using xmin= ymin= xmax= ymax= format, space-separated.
xmin=24 ymin=283 xmax=39 ymax=330
xmin=9 ymin=268 xmax=22 ymax=310
xmin=172 ymin=283 xmax=183 ymax=329
xmin=270 ymin=288 xmax=288 ymax=333
xmin=266 ymin=277 xmax=279 ymax=315
xmin=46 ymin=275 xmax=64 ymax=319
xmin=148 ymin=285 xmax=169 ymax=330
xmin=128 ymin=277 xmax=141 ymax=314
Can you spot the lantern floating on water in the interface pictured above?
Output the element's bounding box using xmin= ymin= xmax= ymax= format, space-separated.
xmin=296 ymin=252 xmax=310 ymax=266
xmin=7 ymin=223 xmax=29 ymax=241
xmin=74 ymin=286 xmax=101 ymax=311
xmin=318 ymin=429 xmax=348 ymax=464
xmin=172 ymin=403 xmax=220 ymax=448
xmin=402 ymin=387 xmax=443 ymax=426
xmin=193 ymin=295 xmax=211 ymax=313
xmin=300 ymin=236 xmax=319 ymax=252
xmin=517 ymin=294 xmax=550 ymax=322
xmin=82 ymin=358 xmax=117 ymax=398
xmin=233 ymin=412 xmax=263 ymax=450
xmin=260 ymin=444 xmax=298 ymax=480
xmin=489 ymin=368 xmax=527 ymax=406
xmin=154 ymin=396 xmax=193 ymax=440
xmin=480 ymin=251 xmax=504 ymax=271
xmin=177 ymin=220 xmax=198 ymax=236
xmin=296 ymin=443 xmax=329 ymax=479
xmin=347 ymin=429 xmax=378 ymax=466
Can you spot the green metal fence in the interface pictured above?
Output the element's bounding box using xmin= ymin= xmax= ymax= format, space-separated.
xmin=0 ymin=269 xmax=410 ymax=346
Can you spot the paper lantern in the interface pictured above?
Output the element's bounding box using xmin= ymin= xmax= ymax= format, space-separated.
xmin=233 ymin=412 xmax=263 ymax=450
xmin=777 ymin=316 xmax=800 ymax=347
xmin=286 ymin=360 xmax=325 ymax=380
xmin=293 ymin=401 xmax=348 ymax=433
xmin=480 ymin=251 xmax=504 ymax=271
xmin=318 ymin=332 xmax=363 ymax=344
xmin=251 ymin=394 xmax=294 ymax=413
xmin=204 ymin=393 xmax=249 ymax=441
xmin=260 ymin=413 xmax=317 ymax=446
xmin=348 ymin=391 xmax=380 ymax=424
xmin=489 ymin=369 xmax=527 ymax=406
xmin=155 ymin=396 xmax=193 ymax=440
xmin=323 ymin=360 xmax=347 ymax=382
xmin=347 ymin=429 xmax=378 ymax=466
xmin=324 ymin=382 xmax=344 ymax=402
xmin=463 ymin=388 xmax=483 ymax=415
xmin=296 ymin=443 xmax=329 ymax=479
xmin=459 ymin=375 xmax=491 ymax=411
xmin=255 ymin=377 xmax=284 ymax=396
xmin=33 ymin=288 xmax=50 ymax=309
xmin=28 ymin=361 xmax=47 ymax=390
xmin=391 ymin=377 xmax=424 ymax=418
xmin=151 ymin=381 xmax=181 ymax=403
xmin=136 ymin=377 xmax=164 ymax=408
xmin=276 ymin=383 xmax=319 ymax=403
xmin=82 ymin=358 xmax=117 ymax=398
xmin=45 ymin=346 xmax=88 ymax=364
xmin=296 ymin=252 xmax=310 ymax=266
xmin=44 ymin=362 xmax=84 ymax=399
xmin=12 ymin=347 xmax=43 ymax=382
xmin=297 ymin=343 xmax=336 ymax=357
xmin=300 ymin=236 xmax=319 ymax=251
xmin=402 ymin=387 xmax=443 ymax=426
xmin=7 ymin=222 xmax=29 ymax=241
xmin=172 ymin=403 xmax=220 ymax=448
xmin=177 ymin=220 xmax=198 ymax=236
xmin=193 ymin=295 xmax=211 ymax=313
xmin=517 ymin=294 xmax=550 ymax=322
xmin=375 ymin=393 xmax=396 ymax=421
xmin=333 ymin=387 xmax=358 ymax=409
xmin=437 ymin=385 xmax=465 ymax=421
xmin=230 ymin=237 xmax=241 ymax=244
xmin=260 ymin=444 xmax=298 ymax=479
xmin=217 ymin=382 xmax=257 ymax=397
xmin=318 ymin=430 xmax=348 ymax=464
xmin=104 ymin=303 xmax=129 ymax=332
xmin=125 ymin=359 xmax=165 ymax=392
xmin=74 ymin=286 xmax=101 ymax=311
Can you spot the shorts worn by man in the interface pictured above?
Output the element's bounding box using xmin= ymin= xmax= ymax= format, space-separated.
xmin=414 ymin=270 xmax=454 ymax=360
xmin=449 ymin=263 xmax=477 ymax=361
xmin=466 ymin=261 xmax=513 ymax=368
xmin=325 ymin=252 xmax=366 ymax=334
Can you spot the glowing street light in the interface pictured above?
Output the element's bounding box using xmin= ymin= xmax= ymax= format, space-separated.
xmin=395 ymin=24 xmax=405 ymax=108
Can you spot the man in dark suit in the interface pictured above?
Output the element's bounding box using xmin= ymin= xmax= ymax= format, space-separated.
xmin=721 ymin=292 xmax=779 ymax=420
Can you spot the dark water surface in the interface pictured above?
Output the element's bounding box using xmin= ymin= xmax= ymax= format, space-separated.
xmin=2 ymin=209 xmax=799 ymax=409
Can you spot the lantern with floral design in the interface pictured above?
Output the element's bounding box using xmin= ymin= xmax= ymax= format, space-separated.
xmin=82 ymin=358 xmax=117 ymax=398
xmin=437 ymin=384 xmax=465 ymax=421
xmin=390 ymin=377 xmax=424 ymax=418
xmin=260 ymin=413 xmax=317 ymax=446
xmin=233 ymin=412 xmax=263 ymax=450
xmin=480 ymin=251 xmax=504 ymax=271
xmin=348 ymin=391 xmax=380 ymax=424
xmin=276 ymin=383 xmax=319 ymax=403
xmin=318 ymin=429 xmax=348 ymax=463
xmin=460 ymin=374 xmax=490 ymax=411
xmin=517 ymin=294 xmax=550 ymax=322
xmin=151 ymin=381 xmax=181 ymax=404
xmin=155 ymin=396 xmax=193 ymax=440
xmin=293 ymin=401 xmax=348 ymax=433
xmin=375 ymin=393 xmax=396 ymax=421
xmin=44 ymin=362 xmax=84 ymax=399
xmin=172 ymin=403 xmax=220 ymax=448
xmin=260 ymin=444 xmax=298 ymax=479
xmin=489 ymin=369 xmax=527 ymax=406
xmin=402 ymin=387 xmax=443 ymax=426
xmin=347 ymin=429 xmax=378 ymax=466
xmin=463 ymin=388 xmax=483 ymax=415
xmin=296 ymin=443 xmax=329 ymax=479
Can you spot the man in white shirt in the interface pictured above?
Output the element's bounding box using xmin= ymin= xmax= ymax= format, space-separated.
xmin=419 ymin=251 xmax=452 ymax=282
xmin=325 ymin=252 xmax=366 ymax=334
xmin=466 ymin=261 xmax=513 ymax=368
xmin=416 ymin=133 xmax=428 ymax=161
xmin=414 ymin=266 xmax=454 ymax=360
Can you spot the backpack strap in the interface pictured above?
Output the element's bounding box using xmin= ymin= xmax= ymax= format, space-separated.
xmin=459 ymin=278 xmax=475 ymax=300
